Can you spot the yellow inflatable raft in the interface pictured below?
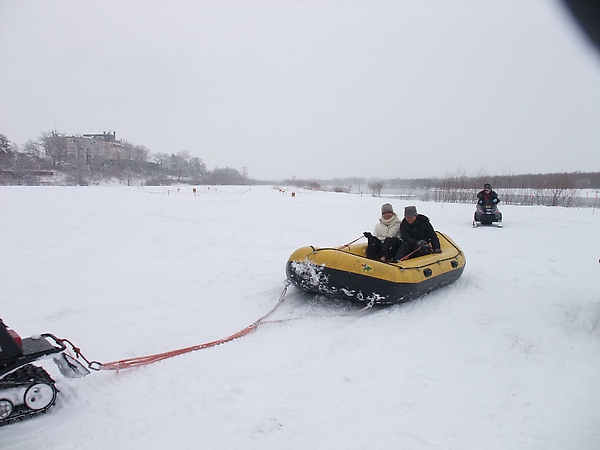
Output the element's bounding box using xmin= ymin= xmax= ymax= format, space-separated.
xmin=286 ymin=232 xmax=466 ymax=304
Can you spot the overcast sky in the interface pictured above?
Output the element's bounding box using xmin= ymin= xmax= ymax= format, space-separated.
xmin=1 ymin=0 xmax=600 ymax=181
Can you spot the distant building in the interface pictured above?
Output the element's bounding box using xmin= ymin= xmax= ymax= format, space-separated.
xmin=62 ymin=131 xmax=127 ymax=162
xmin=82 ymin=132 xmax=117 ymax=142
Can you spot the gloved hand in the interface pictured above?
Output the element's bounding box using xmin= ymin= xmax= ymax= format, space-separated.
xmin=416 ymin=240 xmax=428 ymax=246
xmin=492 ymin=198 xmax=498 ymax=203
xmin=433 ymin=248 xmax=442 ymax=253
xmin=363 ymin=231 xmax=373 ymax=239
xmin=478 ymin=200 xmax=483 ymax=205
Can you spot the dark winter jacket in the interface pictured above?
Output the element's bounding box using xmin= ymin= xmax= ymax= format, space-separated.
xmin=477 ymin=189 xmax=499 ymax=206
xmin=0 ymin=318 xmax=23 ymax=364
xmin=398 ymin=214 xmax=440 ymax=251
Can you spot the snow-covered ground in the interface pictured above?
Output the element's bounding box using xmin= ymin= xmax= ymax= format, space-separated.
xmin=1 ymin=185 xmax=599 ymax=450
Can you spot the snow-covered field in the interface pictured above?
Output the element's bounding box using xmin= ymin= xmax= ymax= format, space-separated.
xmin=1 ymin=185 xmax=599 ymax=450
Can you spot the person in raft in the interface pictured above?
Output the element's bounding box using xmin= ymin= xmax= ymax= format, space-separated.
xmin=477 ymin=183 xmax=500 ymax=206
xmin=394 ymin=205 xmax=442 ymax=261
xmin=363 ymin=203 xmax=402 ymax=262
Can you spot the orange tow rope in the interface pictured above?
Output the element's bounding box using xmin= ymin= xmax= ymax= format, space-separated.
xmin=61 ymin=279 xmax=376 ymax=373
xmin=99 ymin=323 xmax=259 ymax=371
xmin=92 ymin=281 xmax=290 ymax=372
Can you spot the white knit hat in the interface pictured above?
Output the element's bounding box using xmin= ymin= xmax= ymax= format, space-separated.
xmin=381 ymin=203 xmax=394 ymax=214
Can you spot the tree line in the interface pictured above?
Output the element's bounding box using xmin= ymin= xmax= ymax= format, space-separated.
xmin=0 ymin=131 xmax=249 ymax=186
xmin=2 ymin=131 xmax=599 ymax=207
xmin=283 ymin=172 xmax=600 ymax=208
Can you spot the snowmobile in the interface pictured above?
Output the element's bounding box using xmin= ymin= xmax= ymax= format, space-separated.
xmin=473 ymin=202 xmax=503 ymax=228
xmin=0 ymin=318 xmax=89 ymax=426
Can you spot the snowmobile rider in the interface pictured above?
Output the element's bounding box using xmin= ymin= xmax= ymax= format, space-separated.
xmin=363 ymin=203 xmax=402 ymax=262
xmin=0 ymin=318 xmax=24 ymax=368
xmin=477 ymin=183 xmax=500 ymax=206
xmin=393 ymin=206 xmax=441 ymax=261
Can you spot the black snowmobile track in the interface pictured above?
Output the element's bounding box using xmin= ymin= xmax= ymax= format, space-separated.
xmin=0 ymin=364 xmax=58 ymax=426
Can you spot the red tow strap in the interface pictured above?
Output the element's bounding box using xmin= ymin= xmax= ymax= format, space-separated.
xmin=60 ymin=279 xmax=375 ymax=373
xmin=100 ymin=323 xmax=259 ymax=371
xmin=94 ymin=281 xmax=290 ymax=372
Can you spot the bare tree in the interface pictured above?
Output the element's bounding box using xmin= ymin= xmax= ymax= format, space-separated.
xmin=189 ymin=157 xmax=206 ymax=183
xmin=23 ymin=139 xmax=43 ymax=158
xmin=368 ymin=181 xmax=385 ymax=197
xmin=0 ymin=133 xmax=14 ymax=155
xmin=153 ymin=152 xmax=170 ymax=167
xmin=42 ymin=131 xmax=69 ymax=165
xmin=168 ymin=151 xmax=191 ymax=182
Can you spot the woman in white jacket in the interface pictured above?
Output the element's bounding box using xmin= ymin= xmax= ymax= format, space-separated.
xmin=363 ymin=203 xmax=402 ymax=262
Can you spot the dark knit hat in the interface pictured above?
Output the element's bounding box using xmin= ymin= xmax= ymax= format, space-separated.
xmin=404 ymin=206 xmax=417 ymax=217
xmin=381 ymin=203 xmax=394 ymax=214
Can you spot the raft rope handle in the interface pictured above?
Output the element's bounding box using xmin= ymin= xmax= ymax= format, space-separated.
xmin=439 ymin=232 xmax=463 ymax=255
xmin=337 ymin=235 xmax=365 ymax=249
xmin=397 ymin=233 xmax=463 ymax=266
xmin=399 ymin=245 xmax=423 ymax=261
xmin=338 ymin=233 xmax=461 ymax=262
